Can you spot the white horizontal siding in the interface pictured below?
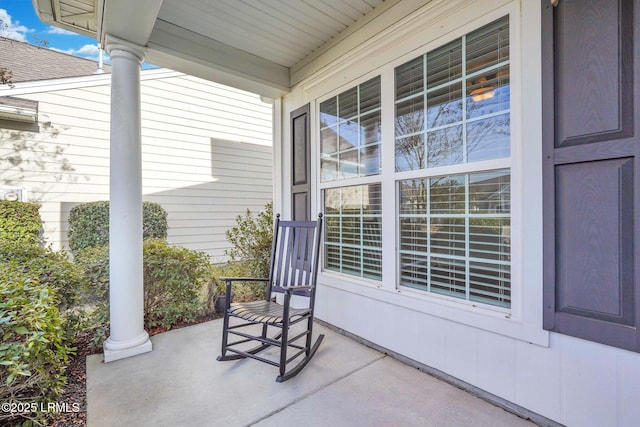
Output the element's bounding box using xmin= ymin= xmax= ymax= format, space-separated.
xmin=143 ymin=131 xmax=273 ymax=260
xmin=139 ymin=76 xmax=272 ymax=146
xmin=1 ymin=72 xmax=273 ymax=259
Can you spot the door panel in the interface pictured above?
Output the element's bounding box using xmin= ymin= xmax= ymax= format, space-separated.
xmin=553 ymin=0 xmax=633 ymax=146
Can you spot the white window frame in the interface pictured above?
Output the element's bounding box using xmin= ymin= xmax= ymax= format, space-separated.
xmin=394 ymin=16 xmax=513 ymax=311
xmin=305 ymin=0 xmax=547 ymax=347
xmin=318 ymin=76 xmax=385 ymax=284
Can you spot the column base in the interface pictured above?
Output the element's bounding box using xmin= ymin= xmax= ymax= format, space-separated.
xmin=103 ymin=332 xmax=152 ymax=363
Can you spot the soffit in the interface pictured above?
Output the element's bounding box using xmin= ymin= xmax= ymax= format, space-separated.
xmin=156 ymin=0 xmax=385 ymax=69
xmin=33 ymin=0 xmax=417 ymax=96
xmin=33 ymin=0 xmax=97 ymax=37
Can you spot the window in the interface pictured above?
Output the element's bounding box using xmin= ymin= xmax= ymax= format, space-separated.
xmin=320 ymin=77 xmax=381 ymax=181
xmin=317 ymin=16 xmax=511 ymax=309
xmin=396 ymin=16 xmax=511 ymax=308
xmin=398 ymin=170 xmax=511 ymax=307
xmin=324 ymin=184 xmax=382 ymax=280
xmin=395 ymin=16 xmax=510 ymax=171
xmin=320 ymin=77 xmax=382 ymax=280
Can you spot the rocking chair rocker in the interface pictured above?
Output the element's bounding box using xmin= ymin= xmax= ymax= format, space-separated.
xmin=217 ymin=214 xmax=324 ymax=382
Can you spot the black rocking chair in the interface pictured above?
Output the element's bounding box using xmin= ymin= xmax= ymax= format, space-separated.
xmin=217 ymin=214 xmax=324 ymax=382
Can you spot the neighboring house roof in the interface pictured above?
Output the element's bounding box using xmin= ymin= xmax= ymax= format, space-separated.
xmin=0 ymin=36 xmax=110 ymax=83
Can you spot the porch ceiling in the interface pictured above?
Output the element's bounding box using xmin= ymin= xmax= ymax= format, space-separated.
xmin=32 ymin=0 xmax=414 ymax=98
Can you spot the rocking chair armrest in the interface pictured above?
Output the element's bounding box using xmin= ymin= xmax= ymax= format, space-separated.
xmin=281 ymin=285 xmax=313 ymax=294
xmin=219 ymin=277 xmax=270 ymax=301
xmin=219 ymin=277 xmax=269 ymax=283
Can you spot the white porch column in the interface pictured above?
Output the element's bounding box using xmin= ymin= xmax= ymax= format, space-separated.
xmin=103 ymin=35 xmax=152 ymax=362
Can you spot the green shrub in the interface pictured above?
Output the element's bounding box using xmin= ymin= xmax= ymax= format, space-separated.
xmin=142 ymin=202 xmax=169 ymax=242
xmin=67 ymin=201 xmax=168 ymax=255
xmin=0 ymin=200 xmax=42 ymax=246
xmin=225 ymin=202 xmax=273 ymax=278
xmin=68 ymin=201 xmax=109 ymax=254
xmin=143 ymin=239 xmax=211 ymax=328
xmin=73 ymin=245 xmax=110 ymax=347
xmin=75 ymin=241 xmax=213 ymax=346
xmin=0 ymin=240 xmax=86 ymax=313
xmin=73 ymin=245 xmax=110 ymax=303
xmin=0 ymin=262 xmax=74 ymax=426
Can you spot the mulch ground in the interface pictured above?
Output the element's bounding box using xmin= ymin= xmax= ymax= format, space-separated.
xmin=50 ymin=313 xmax=218 ymax=427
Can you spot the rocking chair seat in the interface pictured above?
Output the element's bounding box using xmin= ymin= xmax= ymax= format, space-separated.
xmin=228 ymin=300 xmax=311 ymax=326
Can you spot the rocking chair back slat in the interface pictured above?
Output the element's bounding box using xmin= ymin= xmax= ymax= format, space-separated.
xmin=271 ymin=219 xmax=320 ymax=293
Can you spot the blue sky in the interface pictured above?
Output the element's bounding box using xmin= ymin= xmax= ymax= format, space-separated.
xmin=0 ymin=0 xmax=102 ymax=61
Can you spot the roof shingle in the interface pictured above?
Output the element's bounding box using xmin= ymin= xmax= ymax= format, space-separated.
xmin=0 ymin=36 xmax=110 ymax=83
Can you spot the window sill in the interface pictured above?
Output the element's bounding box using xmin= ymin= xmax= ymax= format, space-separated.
xmin=317 ymin=271 xmax=549 ymax=347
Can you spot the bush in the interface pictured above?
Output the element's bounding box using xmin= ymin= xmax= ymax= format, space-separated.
xmin=68 ymin=201 xmax=109 ymax=254
xmin=0 ymin=205 xmax=85 ymax=425
xmin=143 ymin=239 xmax=212 ymax=328
xmin=225 ymin=202 xmax=273 ymax=278
xmin=67 ymin=201 xmax=168 ymax=255
xmin=0 ymin=200 xmax=42 ymax=246
xmin=72 ymin=245 xmax=110 ymax=347
xmin=0 ymin=240 xmax=86 ymax=314
xmin=75 ymin=240 xmax=213 ymax=346
xmin=72 ymin=245 xmax=110 ymax=303
xmin=0 ymin=262 xmax=74 ymax=426
xmin=142 ymin=202 xmax=169 ymax=242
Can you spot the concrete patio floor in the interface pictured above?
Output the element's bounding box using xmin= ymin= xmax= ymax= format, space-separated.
xmin=87 ymin=319 xmax=535 ymax=427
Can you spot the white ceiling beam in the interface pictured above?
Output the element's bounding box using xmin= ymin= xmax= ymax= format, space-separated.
xmin=146 ymin=19 xmax=290 ymax=97
xmin=98 ymin=0 xmax=163 ymax=46
xmin=146 ymin=49 xmax=288 ymax=99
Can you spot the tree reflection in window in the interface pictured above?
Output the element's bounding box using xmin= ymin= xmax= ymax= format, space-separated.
xmin=395 ymin=16 xmax=510 ymax=172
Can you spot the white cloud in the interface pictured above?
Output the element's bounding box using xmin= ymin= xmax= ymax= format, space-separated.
xmin=46 ymin=26 xmax=78 ymax=36
xmin=76 ymin=44 xmax=99 ymax=55
xmin=50 ymin=43 xmax=104 ymax=61
xmin=0 ymin=9 xmax=32 ymax=42
xmin=1 ymin=9 xmax=105 ymax=63
xmin=49 ymin=47 xmax=76 ymax=55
